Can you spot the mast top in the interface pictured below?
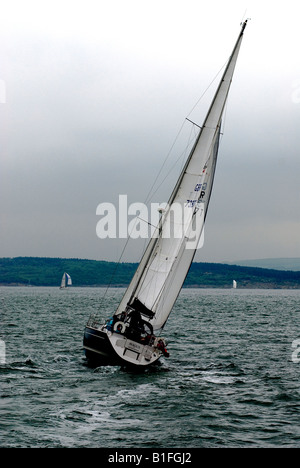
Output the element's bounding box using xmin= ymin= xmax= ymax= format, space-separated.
xmin=240 ymin=18 xmax=250 ymax=34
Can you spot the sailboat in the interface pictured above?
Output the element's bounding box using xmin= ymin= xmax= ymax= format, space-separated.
xmin=60 ymin=272 xmax=72 ymax=289
xmin=233 ymin=280 xmax=237 ymax=289
xmin=83 ymin=20 xmax=248 ymax=368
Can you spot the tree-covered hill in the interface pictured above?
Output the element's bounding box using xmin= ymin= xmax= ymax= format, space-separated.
xmin=0 ymin=257 xmax=136 ymax=287
xmin=1 ymin=257 xmax=300 ymax=288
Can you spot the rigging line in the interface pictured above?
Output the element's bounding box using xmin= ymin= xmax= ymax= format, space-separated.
xmin=136 ymin=216 xmax=157 ymax=229
xmin=186 ymin=58 xmax=229 ymax=119
xmin=145 ymin=59 xmax=229 ymax=206
xmin=186 ymin=118 xmax=202 ymax=128
xmin=100 ymin=132 xmax=192 ymax=302
xmin=98 ymin=214 xmax=144 ymax=309
xmin=240 ymin=9 xmax=248 ymax=24
xmin=98 ymin=240 xmax=130 ymax=311
xmin=141 ymin=125 xmax=219 ymax=303
xmin=180 ymin=121 xmax=197 ymax=173
xmin=144 ymin=119 xmax=186 ymax=206
xmin=145 ymin=130 xmax=197 ymax=203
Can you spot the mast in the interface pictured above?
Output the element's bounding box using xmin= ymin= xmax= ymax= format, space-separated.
xmin=115 ymin=21 xmax=248 ymax=329
xmin=168 ymin=19 xmax=248 ymax=210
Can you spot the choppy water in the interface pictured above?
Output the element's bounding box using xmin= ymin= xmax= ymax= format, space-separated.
xmin=1 ymin=287 xmax=300 ymax=448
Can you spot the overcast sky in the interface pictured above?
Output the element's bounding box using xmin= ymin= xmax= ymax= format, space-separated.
xmin=0 ymin=0 xmax=299 ymax=264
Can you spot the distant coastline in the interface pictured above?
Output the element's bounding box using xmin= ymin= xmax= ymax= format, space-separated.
xmin=227 ymin=257 xmax=300 ymax=272
xmin=1 ymin=257 xmax=300 ymax=289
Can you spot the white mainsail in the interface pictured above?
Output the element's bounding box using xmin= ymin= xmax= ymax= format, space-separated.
xmin=115 ymin=21 xmax=248 ymax=331
xmin=233 ymin=280 xmax=237 ymax=289
xmin=60 ymin=272 xmax=72 ymax=288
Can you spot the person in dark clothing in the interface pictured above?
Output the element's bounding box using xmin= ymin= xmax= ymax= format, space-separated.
xmin=126 ymin=309 xmax=153 ymax=342
xmin=128 ymin=309 xmax=142 ymax=331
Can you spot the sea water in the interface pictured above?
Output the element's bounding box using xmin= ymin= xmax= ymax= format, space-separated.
xmin=1 ymin=287 xmax=300 ymax=448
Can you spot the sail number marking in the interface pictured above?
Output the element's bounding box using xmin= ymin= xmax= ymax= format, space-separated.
xmin=194 ymin=183 xmax=207 ymax=192
xmin=186 ymin=183 xmax=207 ymax=207
xmin=186 ymin=199 xmax=199 ymax=208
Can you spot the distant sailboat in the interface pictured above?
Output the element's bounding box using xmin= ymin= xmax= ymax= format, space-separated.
xmin=60 ymin=272 xmax=72 ymax=289
xmin=233 ymin=280 xmax=237 ymax=289
xmin=83 ymin=20 xmax=248 ymax=368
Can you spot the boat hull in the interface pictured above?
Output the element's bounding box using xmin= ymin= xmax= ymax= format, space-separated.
xmin=83 ymin=326 xmax=121 ymax=366
xmin=83 ymin=325 xmax=163 ymax=368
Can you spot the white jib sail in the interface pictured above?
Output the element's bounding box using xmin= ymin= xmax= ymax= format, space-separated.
xmin=66 ymin=273 xmax=72 ymax=286
xmin=116 ymin=21 xmax=248 ymax=331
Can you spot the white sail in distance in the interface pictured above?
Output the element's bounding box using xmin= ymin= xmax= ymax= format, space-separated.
xmin=61 ymin=272 xmax=72 ymax=288
xmin=116 ymin=21 xmax=248 ymax=331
